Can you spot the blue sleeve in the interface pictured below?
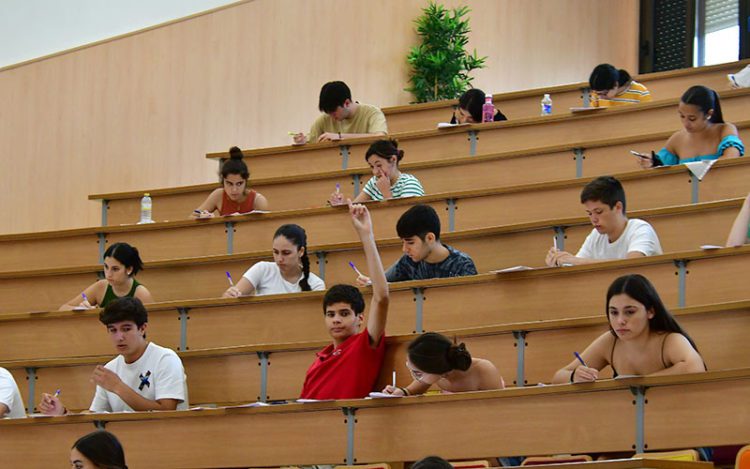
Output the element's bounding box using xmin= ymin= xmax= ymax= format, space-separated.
xmin=385 ymin=256 xmax=411 ymax=282
xmin=718 ymin=135 xmax=745 ymax=157
xmin=655 ymin=148 xmax=680 ymax=166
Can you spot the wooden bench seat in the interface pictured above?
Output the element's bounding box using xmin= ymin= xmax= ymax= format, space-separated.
xmin=1 ymin=196 xmax=742 ymax=314
xmin=0 ymin=370 xmax=747 ymax=467
xmin=383 ymin=59 xmax=750 ymax=133
xmin=90 ymin=123 xmax=750 ymax=226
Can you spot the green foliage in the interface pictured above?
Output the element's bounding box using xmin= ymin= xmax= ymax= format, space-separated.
xmin=405 ymin=2 xmax=487 ymax=103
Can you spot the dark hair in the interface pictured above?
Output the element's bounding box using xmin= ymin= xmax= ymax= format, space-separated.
xmin=589 ymin=64 xmax=632 ymax=91
xmin=99 ymin=297 xmax=148 ymax=330
xmin=411 ymin=456 xmax=453 ymax=469
xmin=408 ymin=332 xmax=472 ymax=375
xmin=396 ymin=204 xmax=441 ymax=241
xmin=72 ymin=430 xmax=127 ymax=469
xmin=458 ymin=88 xmax=488 ymax=123
xmin=274 ymin=224 xmax=312 ymax=291
xmin=103 ymin=242 xmax=144 ymax=276
xmin=606 ymin=274 xmax=701 ymax=355
xmin=323 ymin=284 xmax=365 ymax=315
xmin=318 ymin=81 xmax=352 ymax=113
xmin=681 ymin=85 xmax=724 ymax=123
xmin=580 ymin=176 xmax=627 ymax=214
xmin=220 ymin=146 xmax=250 ymax=181
xmin=365 ymin=139 xmax=404 ymax=164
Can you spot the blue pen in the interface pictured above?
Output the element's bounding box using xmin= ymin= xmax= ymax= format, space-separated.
xmin=348 ymin=261 xmax=363 ymax=277
xmin=225 ymin=271 xmax=234 ymax=287
xmin=53 ymin=389 xmax=61 ymax=398
xmin=81 ymin=293 xmax=89 ymax=303
xmin=573 ymin=352 xmax=587 ymax=367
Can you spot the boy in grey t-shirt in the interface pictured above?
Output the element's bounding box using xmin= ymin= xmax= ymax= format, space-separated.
xmin=356 ymin=204 xmax=477 ymax=285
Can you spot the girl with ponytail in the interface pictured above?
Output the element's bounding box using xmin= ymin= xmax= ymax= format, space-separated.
xmin=637 ymin=85 xmax=744 ymax=168
xmin=192 ymin=146 xmax=268 ymax=218
xmin=381 ymin=332 xmax=504 ymax=396
xmin=223 ymin=224 xmax=325 ymax=297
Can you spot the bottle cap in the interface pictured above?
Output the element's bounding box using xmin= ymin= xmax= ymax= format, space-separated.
xmin=144 ymin=193 xmax=150 ymax=197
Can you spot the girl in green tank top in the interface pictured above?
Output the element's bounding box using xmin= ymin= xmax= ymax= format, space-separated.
xmin=60 ymin=243 xmax=153 ymax=311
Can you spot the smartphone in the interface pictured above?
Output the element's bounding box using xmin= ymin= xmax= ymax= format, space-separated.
xmin=630 ymin=150 xmax=650 ymax=159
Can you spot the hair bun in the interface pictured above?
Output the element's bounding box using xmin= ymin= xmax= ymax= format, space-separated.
xmin=446 ymin=342 xmax=472 ymax=371
xmin=229 ymin=146 xmax=244 ymax=160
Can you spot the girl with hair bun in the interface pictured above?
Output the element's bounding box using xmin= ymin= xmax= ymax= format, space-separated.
xmin=589 ymin=64 xmax=652 ymax=107
xmin=637 ymin=85 xmax=744 ymax=168
xmin=60 ymin=242 xmax=153 ymax=310
xmin=381 ymin=332 xmax=504 ymax=396
xmin=223 ymin=224 xmax=325 ymax=297
xmin=70 ymin=430 xmax=128 ymax=469
xmin=552 ymin=274 xmax=705 ymax=384
xmin=192 ymin=146 xmax=268 ymax=218
xmin=329 ymin=139 xmax=424 ymax=205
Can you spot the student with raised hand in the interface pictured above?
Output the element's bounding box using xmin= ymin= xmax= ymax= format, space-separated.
xmin=299 ymin=201 xmax=389 ymax=400
xmin=60 ymin=242 xmax=153 ymax=310
xmin=545 ymin=176 xmax=662 ymax=267
xmin=0 ymin=367 xmax=26 ymax=418
xmin=726 ymin=192 xmax=750 ymax=247
xmin=381 ymin=332 xmax=504 ymax=396
xmin=223 ymin=224 xmax=325 ymax=297
xmin=589 ymin=64 xmax=651 ymax=107
xmin=329 ymin=139 xmax=424 ymax=205
xmin=70 ymin=430 xmax=127 ymax=469
xmin=292 ymin=81 xmax=388 ymax=144
xmin=450 ymin=88 xmax=508 ymax=123
xmin=637 ymin=85 xmax=744 ymax=168
xmin=40 ymin=297 xmax=187 ymax=415
xmin=552 ymin=274 xmax=705 ymax=384
xmin=355 ymin=204 xmax=477 ymax=286
xmin=191 ymin=146 xmax=268 ymax=218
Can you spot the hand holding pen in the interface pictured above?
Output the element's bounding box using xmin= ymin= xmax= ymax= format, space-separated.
xmin=570 ymin=351 xmax=598 ymax=383
xmin=223 ymin=272 xmax=243 ymax=298
xmin=329 ymin=183 xmax=345 ymax=206
xmin=38 ymin=389 xmax=66 ymax=416
xmin=348 ymin=261 xmax=372 ymax=287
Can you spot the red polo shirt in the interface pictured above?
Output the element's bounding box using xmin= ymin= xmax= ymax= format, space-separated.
xmin=300 ymin=329 xmax=386 ymax=400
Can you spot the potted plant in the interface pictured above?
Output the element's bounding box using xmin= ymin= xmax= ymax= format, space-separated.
xmin=406 ymin=2 xmax=487 ymax=103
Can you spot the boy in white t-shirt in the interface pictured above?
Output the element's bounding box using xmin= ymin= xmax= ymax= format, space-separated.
xmin=0 ymin=367 xmax=26 ymax=418
xmin=39 ymin=297 xmax=187 ymax=415
xmin=546 ymin=176 xmax=662 ymax=266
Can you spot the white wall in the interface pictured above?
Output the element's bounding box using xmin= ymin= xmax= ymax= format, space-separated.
xmin=0 ymin=0 xmax=238 ymax=68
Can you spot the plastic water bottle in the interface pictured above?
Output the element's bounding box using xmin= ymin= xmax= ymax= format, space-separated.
xmin=541 ymin=93 xmax=553 ymax=116
xmin=482 ymin=94 xmax=494 ymax=122
xmin=139 ymin=193 xmax=153 ymax=224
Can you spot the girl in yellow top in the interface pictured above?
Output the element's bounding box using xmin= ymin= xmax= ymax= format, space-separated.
xmin=589 ymin=64 xmax=652 ymax=107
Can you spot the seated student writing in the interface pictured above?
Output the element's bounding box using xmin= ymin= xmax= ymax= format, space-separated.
xmin=191 ymin=146 xmax=268 ymax=218
xmin=726 ymin=192 xmax=750 ymax=247
xmin=381 ymin=332 xmax=504 ymax=396
xmin=60 ymin=242 xmax=153 ymax=310
xmin=552 ymin=274 xmax=705 ymax=384
xmin=588 ymin=64 xmax=652 ymax=107
xmin=70 ymin=430 xmax=127 ymax=469
xmin=0 ymin=367 xmax=26 ymax=418
xmin=292 ymin=81 xmax=388 ymax=144
xmin=223 ymin=224 xmax=325 ymax=297
xmin=545 ymin=176 xmax=662 ymax=267
xmin=299 ymin=201 xmax=389 ymax=400
xmin=40 ymin=297 xmax=188 ymax=414
xmin=329 ymin=139 xmax=424 ymax=205
xmin=636 ymin=85 xmax=744 ymax=168
xmin=449 ymin=88 xmax=508 ymax=123
xmin=355 ymin=204 xmax=477 ymax=286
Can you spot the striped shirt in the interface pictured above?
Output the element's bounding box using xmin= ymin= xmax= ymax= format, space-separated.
xmin=592 ymin=81 xmax=652 ymax=108
xmin=362 ymin=173 xmax=424 ymax=201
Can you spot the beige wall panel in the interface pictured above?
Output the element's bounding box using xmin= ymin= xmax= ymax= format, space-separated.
xmin=0 ymin=271 xmax=97 ymax=314
xmin=183 ymin=353 xmax=261 ymax=405
xmin=1 ymin=0 xmax=638 ymax=235
xmin=421 ymin=263 xmax=679 ymax=331
xmin=678 ymin=310 xmax=750 ymax=371
xmin=354 ymin=389 xmax=635 ymax=460
xmin=105 ymin=222 xmax=230 ymax=262
xmin=686 ymin=254 xmax=750 ymax=305
xmin=0 ymin=235 xmax=101 ymax=273
xmin=108 ymin=409 xmax=348 ymax=467
xmin=645 ymin=379 xmax=750 ymax=448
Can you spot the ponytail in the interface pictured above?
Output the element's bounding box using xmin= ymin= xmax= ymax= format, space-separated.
xmin=408 ymin=332 xmax=473 ymax=374
xmin=299 ymin=248 xmax=312 ymax=292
